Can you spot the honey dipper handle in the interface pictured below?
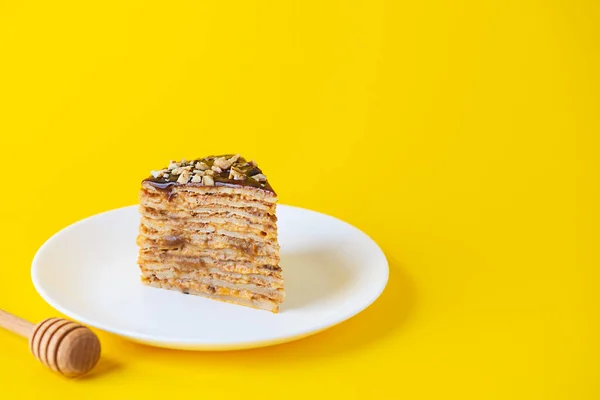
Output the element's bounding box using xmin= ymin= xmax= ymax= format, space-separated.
xmin=0 ymin=308 xmax=35 ymax=338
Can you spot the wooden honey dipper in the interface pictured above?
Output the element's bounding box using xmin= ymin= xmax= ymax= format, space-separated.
xmin=0 ymin=308 xmax=101 ymax=377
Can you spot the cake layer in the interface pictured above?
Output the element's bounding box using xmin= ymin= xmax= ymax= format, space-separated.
xmin=139 ymin=204 xmax=276 ymax=224
xmin=140 ymin=264 xmax=283 ymax=287
xmin=138 ymin=236 xmax=278 ymax=259
xmin=140 ymin=213 xmax=276 ymax=237
xmin=141 ymin=185 xmax=277 ymax=210
xmin=140 ymin=207 xmax=277 ymax=231
xmin=138 ymin=246 xmax=279 ymax=266
xmin=140 ymin=185 xmax=277 ymax=210
xmin=140 ymin=218 xmax=276 ymax=243
xmin=143 ymin=276 xmax=280 ymax=312
xmin=142 ymin=177 xmax=278 ymax=201
xmin=138 ymin=222 xmax=278 ymax=249
xmin=141 ymin=270 xmax=284 ymax=301
xmin=138 ymin=255 xmax=281 ymax=276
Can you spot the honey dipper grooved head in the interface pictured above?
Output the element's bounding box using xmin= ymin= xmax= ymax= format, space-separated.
xmin=29 ymin=318 xmax=101 ymax=378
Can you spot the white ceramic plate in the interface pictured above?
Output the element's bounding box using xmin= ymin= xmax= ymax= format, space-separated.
xmin=31 ymin=205 xmax=388 ymax=350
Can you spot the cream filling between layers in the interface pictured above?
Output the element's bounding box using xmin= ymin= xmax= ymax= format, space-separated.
xmin=142 ymin=275 xmax=282 ymax=303
xmin=138 ymin=259 xmax=282 ymax=277
xmin=142 ymin=183 xmax=278 ymax=202
xmin=143 ymin=277 xmax=279 ymax=313
xmin=138 ymin=236 xmax=279 ymax=258
xmin=140 ymin=265 xmax=283 ymax=286
xmin=141 ymin=189 xmax=276 ymax=212
xmin=138 ymin=226 xmax=278 ymax=255
xmin=139 ymin=217 xmax=276 ymax=241
xmin=141 ymin=270 xmax=284 ymax=301
xmin=139 ymin=204 xmax=276 ymax=223
xmin=138 ymin=246 xmax=279 ymax=265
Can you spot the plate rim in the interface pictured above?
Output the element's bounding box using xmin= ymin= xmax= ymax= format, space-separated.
xmin=31 ymin=204 xmax=389 ymax=350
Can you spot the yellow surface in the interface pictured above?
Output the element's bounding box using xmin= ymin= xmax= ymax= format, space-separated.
xmin=0 ymin=0 xmax=598 ymax=398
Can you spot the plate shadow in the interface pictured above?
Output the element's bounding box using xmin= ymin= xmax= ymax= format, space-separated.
xmin=280 ymin=247 xmax=353 ymax=311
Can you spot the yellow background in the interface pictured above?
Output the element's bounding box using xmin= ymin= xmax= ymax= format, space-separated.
xmin=0 ymin=0 xmax=598 ymax=398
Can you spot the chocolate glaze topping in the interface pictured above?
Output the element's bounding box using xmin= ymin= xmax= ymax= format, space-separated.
xmin=143 ymin=154 xmax=276 ymax=195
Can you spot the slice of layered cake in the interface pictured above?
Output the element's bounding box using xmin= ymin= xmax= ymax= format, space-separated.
xmin=137 ymin=154 xmax=284 ymax=312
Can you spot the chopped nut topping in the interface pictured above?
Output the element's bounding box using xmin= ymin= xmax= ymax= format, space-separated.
xmin=171 ymin=167 xmax=186 ymax=175
xmin=213 ymin=157 xmax=231 ymax=170
xmin=177 ymin=170 xmax=191 ymax=184
xmin=203 ymin=175 xmax=215 ymax=186
xmin=191 ymin=174 xmax=203 ymax=183
xmin=213 ymin=154 xmax=241 ymax=170
xmin=150 ymin=169 xmax=166 ymax=178
xmin=229 ymin=167 xmax=245 ymax=180
xmin=251 ymin=173 xmax=267 ymax=182
xmin=148 ymin=155 xmax=272 ymax=192
xmin=195 ymin=162 xmax=209 ymax=171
